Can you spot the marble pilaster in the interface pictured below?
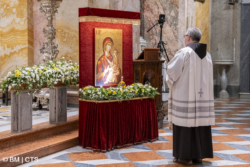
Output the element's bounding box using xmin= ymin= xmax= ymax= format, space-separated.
xmin=109 ymin=0 xmax=123 ymax=10
xmin=56 ymin=0 xmax=89 ymax=63
xmin=129 ymin=0 xmax=140 ymax=59
xmin=33 ymin=0 xmax=49 ymax=65
xmin=195 ymin=0 xmax=210 ymax=51
xmin=133 ymin=25 xmax=141 ymax=59
xmin=225 ymin=3 xmax=241 ymax=90
xmin=240 ymin=4 xmax=250 ymax=93
xmin=210 ymin=0 xmax=234 ymax=61
xmin=187 ymin=0 xmax=196 ymax=28
xmin=210 ymin=0 xmax=241 ymax=97
xmin=115 ymin=0 xmax=140 ymax=59
xmin=89 ymin=0 xmax=110 ymax=9
xmin=122 ymin=0 xmax=140 ymax=11
xmin=178 ymin=0 xmax=186 ymax=48
xmin=143 ymin=0 xmax=179 ymax=60
xmin=178 ymin=0 xmax=196 ymax=49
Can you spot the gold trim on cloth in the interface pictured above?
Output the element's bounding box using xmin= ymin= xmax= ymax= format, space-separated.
xmin=79 ymin=16 xmax=140 ymax=25
xmin=79 ymin=97 xmax=149 ymax=103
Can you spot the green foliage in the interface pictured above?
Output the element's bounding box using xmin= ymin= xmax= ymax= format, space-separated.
xmin=0 ymin=57 xmax=79 ymax=95
xmin=79 ymin=83 xmax=160 ymax=101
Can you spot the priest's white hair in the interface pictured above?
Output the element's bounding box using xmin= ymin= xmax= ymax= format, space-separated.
xmin=185 ymin=27 xmax=202 ymax=42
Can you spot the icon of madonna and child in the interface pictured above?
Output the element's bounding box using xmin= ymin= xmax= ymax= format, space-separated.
xmin=95 ymin=37 xmax=122 ymax=87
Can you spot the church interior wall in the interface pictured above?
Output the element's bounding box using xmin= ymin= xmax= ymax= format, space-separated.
xmin=89 ymin=0 xmax=110 ymax=9
xmin=0 ymin=0 xmax=34 ymax=79
xmin=178 ymin=0 xmax=186 ymax=49
xmin=109 ymin=0 xmax=123 ymax=10
xmin=33 ymin=0 xmax=140 ymax=66
xmin=210 ymin=0 xmax=240 ymax=97
xmin=186 ymin=0 xmax=196 ymax=36
xmin=142 ymin=0 xmax=180 ymax=60
xmin=33 ymin=0 xmax=50 ymax=65
xmin=0 ymin=0 xmax=244 ymax=99
xmin=55 ymin=0 xmax=140 ymax=62
xmin=225 ymin=3 xmax=241 ymax=93
xmin=55 ymin=0 xmax=89 ymax=64
xmin=144 ymin=0 xmax=178 ymax=60
xmin=195 ymin=0 xmax=210 ymax=51
xmin=119 ymin=0 xmax=141 ymax=59
xmin=122 ymin=0 xmax=140 ymax=11
xmin=142 ymin=0 xmax=195 ymax=61
xmin=240 ymin=3 xmax=250 ymax=94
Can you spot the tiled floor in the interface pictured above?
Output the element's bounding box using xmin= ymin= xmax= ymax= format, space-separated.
xmin=17 ymin=98 xmax=250 ymax=167
xmin=0 ymin=105 xmax=79 ymax=133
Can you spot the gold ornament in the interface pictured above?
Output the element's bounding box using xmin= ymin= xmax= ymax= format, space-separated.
xmin=118 ymin=76 xmax=126 ymax=88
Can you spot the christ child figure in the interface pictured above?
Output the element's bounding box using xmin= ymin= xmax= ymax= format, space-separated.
xmin=104 ymin=49 xmax=121 ymax=84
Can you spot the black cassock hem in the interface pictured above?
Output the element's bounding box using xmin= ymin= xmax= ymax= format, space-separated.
xmin=173 ymin=124 xmax=213 ymax=159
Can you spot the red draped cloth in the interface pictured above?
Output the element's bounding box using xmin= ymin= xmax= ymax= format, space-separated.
xmin=78 ymin=98 xmax=159 ymax=152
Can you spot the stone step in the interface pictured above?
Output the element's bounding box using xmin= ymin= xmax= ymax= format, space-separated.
xmin=0 ymin=115 xmax=78 ymax=150
xmin=0 ymin=130 xmax=78 ymax=167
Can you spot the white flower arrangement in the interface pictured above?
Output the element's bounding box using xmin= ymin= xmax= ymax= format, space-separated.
xmin=79 ymin=83 xmax=159 ymax=101
xmin=0 ymin=57 xmax=79 ymax=95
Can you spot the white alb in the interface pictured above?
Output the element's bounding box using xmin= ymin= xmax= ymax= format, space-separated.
xmin=166 ymin=47 xmax=215 ymax=127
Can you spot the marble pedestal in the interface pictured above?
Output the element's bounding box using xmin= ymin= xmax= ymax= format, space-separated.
xmin=219 ymin=90 xmax=229 ymax=99
xmin=49 ymin=86 xmax=67 ymax=124
xmin=215 ymin=60 xmax=234 ymax=99
xmin=239 ymin=93 xmax=250 ymax=99
xmin=11 ymin=90 xmax=33 ymax=133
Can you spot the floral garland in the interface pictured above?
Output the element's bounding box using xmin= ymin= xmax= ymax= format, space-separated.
xmin=0 ymin=58 xmax=79 ymax=95
xmin=79 ymin=83 xmax=159 ymax=101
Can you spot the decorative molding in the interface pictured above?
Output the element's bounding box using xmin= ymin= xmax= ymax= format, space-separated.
xmin=35 ymin=0 xmax=62 ymax=110
xmin=214 ymin=85 xmax=240 ymax=97
xmin=241 ymin=0 xmax=250 ymax=4
xmin=79 ymin=16 xmax=140 ymax=25
xmin=239 ymin=92 xmax=250 ymax=99
xmin=194 ymin=0 xmax=205 ymax=3
xmin=229 ymin=0 xmax=239 ymax=5
xmin=38 ymin=0 xmax=62 ymax=63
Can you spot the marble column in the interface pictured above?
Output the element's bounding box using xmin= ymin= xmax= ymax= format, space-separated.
xmin=210 ymin=0 xmax=241 ymax=97
xmin=56 ymin=0 xmax=89 ymax=63
xmin=0 ymin=0 xmax=34 ymax=79
xmin=11 ymin=91 xmax=33 ymax=133
xmin=143 ymin=0 xmax=180 ymax=60
xmin=195 ymin=0 xmax=210 ymax=51
xmin=109 ymin=0 xmax=123 ymax=10
xmin=33 ymin=0 xmax=49 ymax=65
xmin=121 ymin=0 xmax=140 ymax=59
xmin=178 ymin=0 xmax=186 ymax=49
xmin=50 ymin=86 xmax=67 ymax=124
xmin=133 ymin=25 xmax=141 ymax=59
xmin=89 ymin=0 xmax=109 ymax=8
xmin=240 ymin=2 xmax=250 ymax=99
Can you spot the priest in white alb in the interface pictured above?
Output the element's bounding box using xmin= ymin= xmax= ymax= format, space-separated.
xmin=166 ymin=27 xmax=215 ymax=165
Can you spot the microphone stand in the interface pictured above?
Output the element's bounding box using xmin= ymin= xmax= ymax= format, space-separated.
xmin=147 ymin=21 xmax=170 ymax=62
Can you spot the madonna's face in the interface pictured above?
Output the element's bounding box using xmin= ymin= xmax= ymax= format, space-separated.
xmin=105 ymin=43 xmax=112 ymax=52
